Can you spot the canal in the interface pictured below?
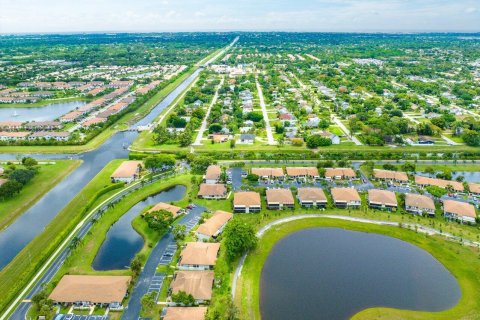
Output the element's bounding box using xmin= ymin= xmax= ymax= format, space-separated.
xmin=0 ymin=68 xmax=202 ymax=269
xmin=261 ymin=228 xmax=461 ymax=320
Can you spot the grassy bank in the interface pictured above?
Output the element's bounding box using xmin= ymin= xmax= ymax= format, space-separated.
xmin=0 ymin=160 xmax=127 ymax=314
xmin=0 ymin=160 xmax=81 ymax=230
xmin=60 ymin=173 xmax=193 ymax=276
xmin=236 ymin=218 xmax=480 ymax=320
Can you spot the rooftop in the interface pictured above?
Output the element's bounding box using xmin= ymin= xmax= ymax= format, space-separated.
xmin=233 ymin=191 xmax=261 ymax=207
xmin=179 ymin=242 xmax=221 ymax=266
xmin=111 ymin=160 xmax=142 ymax=179
xmin=266 ymin=188 xmax=294 ymax=205
xmin=368 ymin=189 xmax=398 ymax=207
xmin=331 ymin=187 xmax=361 ymax=202
xmin=405 ymin=193 xmax=435 ymax=210
xmin=297 ymin=187 xmax=327 ymax=202
xmin=170 ymin=271 xmax=214 ymax=300
xmin=163 ymin=307 xmax=208 ymax=320
xmin=49 ymin=275 xmax=131 ymax=304
xmin=196 ymin=210 xmax=233 ymax=237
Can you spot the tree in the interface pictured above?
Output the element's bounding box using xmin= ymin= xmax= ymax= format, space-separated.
xmin=0 ymin=180 xmax=23 ymax=199
xmin=246 ymin=112 xmax=263 ymax=122
xmin=401 ymin=162 xmax=416 ymax=172
xmin=173 ymin=224 xmax=187 ymax=241
xmin=171 ymin=290 xmax=195 ymax=306
xmin=208 ymin=123 xmax=223 ymax=134
xmin=189 ymin=156 xmax=215 ymax=174
xmin=144 ymin=155 xmax=175 ymax=172
xmin=179 ymin=130 xmax=193 ymax=147
xmin=145 ymin=209 xmax=174 ymax=232
xmin=141 ymin=292 xmax=156 ymax=311
xmin=306 ymin=135 xmax=332 ymax=149
xmin=9 ymin=168 xmax=36 ymax=185
xmin=130 ymin=254 xmax=143 ymax=278
xmin=246 ymin=174 xmax=259 ymax=182
xmin=31 ymin=290 xmax=54 ymax=317
xmin=426 ymin=185 xmax=448 ymax=198
xmin=22 ymin=157 xmax=38 ymax=168
xmin=223 ymin=219 xmax=257 ymax=262
xmin=462 ymin=129 xmax=480 ymax=146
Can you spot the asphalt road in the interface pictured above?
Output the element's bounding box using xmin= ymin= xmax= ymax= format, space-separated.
xmin=121 ymin=206 xmax=204 ymax=320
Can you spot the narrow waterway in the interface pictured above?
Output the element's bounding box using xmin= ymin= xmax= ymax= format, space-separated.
xmin=261 ymin=228 xmax=461 ymax=320
xmin=92 ymin=185 xmax=186 ymax=270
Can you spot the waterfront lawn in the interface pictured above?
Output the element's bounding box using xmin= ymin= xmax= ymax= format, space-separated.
xmin=0 ymin=160 xmax=81 ymax=230
xmin=0 ymin=159 xmax=126 ymax=314
xmin=236 ymin=217 xmax=480 ymax=320
xmin=59 ymin=173 xmax=193 ymax=276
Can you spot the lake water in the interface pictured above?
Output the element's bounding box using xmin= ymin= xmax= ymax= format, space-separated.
xmin=416 ymin=171 xmax=480 ymax=183
xmin=0 ymin=100 xmax=86 ymax=122
xmin=261 ymin=228 xmax=460 ymax=320
xmin=91 ymin=185 xmax=186 ymax=270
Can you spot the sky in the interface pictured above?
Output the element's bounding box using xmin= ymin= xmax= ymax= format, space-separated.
xmin=0 ymin=0 xmax=479 ymax=34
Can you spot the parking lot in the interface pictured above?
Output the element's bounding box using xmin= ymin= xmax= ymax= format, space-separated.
xmin=158 ymin=243 xmax=177 ymax=265
xmin=147 ymin=273 xmax=165 ymax=301
xmin=184 ymin=215 xmax=201 ymax=231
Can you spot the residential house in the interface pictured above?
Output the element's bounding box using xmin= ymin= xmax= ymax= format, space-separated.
xmin=368 ymin=189 xmax=398 ymax=211
xmin=297 ymin=187 xmax=327 ymax=208
xmin=29 ymin=131 xmax=70 ymax=141
xmin=170 ymin=271 xmax=214 ymax=303
xmin=0 ymin=121 xmax=23 ymax=131
xmin=238 ymin=134 xmax=255 ymax=144
xmin=204 ymin=165 xmax=221 ymax=184
xmin=110 ymin=161 xmax=142 ymax=183
xmin=373 ymin=169 xmax=409 ymax=185
xmin=0 ymin=131 xmax=30 ymax=141
xmin=197 ymin=183 xmax=227 ymax=199
xmin=251 ymin=168 xmax=284 ymax=180
xmin=468 ymin=183 xmax=480 ymax=197
xmin=178 ymin=242 xmax=221 ymax=270
xmin=443 ymin=200 xmax=477 ymax=224
xmin=266 ymin=189 xmax=295 ymax=210
xmin=405 ymin=194 xmax=435 ymax=216
xmin=415 ymin=176 xmax=464 ymax=193
xmin=325 ymin=168 xmax=357 ymax=180
xmin=331 ymin=188 xmax=361 ymax=208
xmin=233 ymin=191 xmax=261 ymax=213
xmin=146 ymin=202 xmax=184 ymax=218
xmin=286 ymin=167 xmax=320 ymax=180
xmin=196 ymin=210 xmax=233 ymax=240
xmin=163 ymin=307 xmax=208 ymax=320
xmin=49 ymin=275 xmax=131 ymax=309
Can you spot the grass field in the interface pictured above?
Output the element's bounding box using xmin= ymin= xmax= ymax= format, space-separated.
xmin=236 ymin=217 xmax=480 ymax=320
xmin=0 ymin=160 xmax=81 ymax=230
xmin=0 ymin=159 xmax=127 ymax=314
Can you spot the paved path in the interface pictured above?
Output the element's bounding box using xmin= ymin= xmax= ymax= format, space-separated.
xmin=193 ymin=77 xmax=224 ymax=146
xmin=332 ymin=115 xmax=363 ymax=145
xmin=122 ymin=206 xmax=204 ymax=320
xmin=255 ymin=77 xmax=275 ymax=145
xmin=232 ymin=214 xmax=480 ymax=299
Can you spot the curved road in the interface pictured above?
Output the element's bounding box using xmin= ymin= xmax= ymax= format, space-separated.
xmin=231 ymin=214 xmax=480 ymax=298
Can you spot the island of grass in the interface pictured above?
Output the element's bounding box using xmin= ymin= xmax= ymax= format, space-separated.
xmin=0 ymin=159 xmax=82 ymax=230
xmin=236 ymin=217 xmax=480 ymax=320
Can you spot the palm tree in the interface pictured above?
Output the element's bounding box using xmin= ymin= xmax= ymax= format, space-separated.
xmin=69 ymin=236 xmax=81 ymax=250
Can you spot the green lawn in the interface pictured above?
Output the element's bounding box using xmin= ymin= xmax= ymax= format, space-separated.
xmin=0 ymin=159 xmax=126 ymax=314
xmin=237 ymin=217 xmax=480 ymax=320
xmin=0 ymin=160 xmax=81 ymax=230
xmin=58 ymin=173 xmax=193 ymax=276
